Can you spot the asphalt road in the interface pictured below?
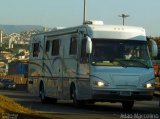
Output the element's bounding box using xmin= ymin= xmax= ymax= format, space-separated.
xmin=0 ymin=90 xmax=160 ymax=119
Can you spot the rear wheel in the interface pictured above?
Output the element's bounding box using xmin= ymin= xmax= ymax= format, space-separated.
xmin=39 ymin=83 xmax=58 ymax=104
xmin=51 ymin=98 xmax=57 ymax=104
xmin=122 ymin=101 xmax=134 ymax=110
xmin=71 ymin=85 xmax=84 ymax=106
xmin=39 ymin=84 xmax=48 ymax=103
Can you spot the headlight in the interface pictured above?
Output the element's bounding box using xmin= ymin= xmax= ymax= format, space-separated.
xmin=12 ymin=84 xmax=16 ymax=88
xmin=91 ymin=76 xmax=109 ymax=87
xmin=92 ymin=80 xmax=108 ymax=87
xmin=96 ymin=81 xmax=105 ymax=87
xmin=144 ymin=83 xmax=154 ymax=89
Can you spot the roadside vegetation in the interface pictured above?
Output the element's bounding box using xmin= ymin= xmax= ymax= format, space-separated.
xmin=0 ymin=94 xmax=111 ymax=119
xmin=0 ymin=94 xmax=57 ymax=119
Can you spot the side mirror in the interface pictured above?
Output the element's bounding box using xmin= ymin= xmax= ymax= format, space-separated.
xmin=150 ymin=39 xmax=158 ymax=57
xmin=86 ymin=36 xmax=92 ymax=54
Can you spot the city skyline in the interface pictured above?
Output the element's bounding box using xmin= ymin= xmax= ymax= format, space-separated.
xmin=0 ymin=0 xmax=160 ymax=36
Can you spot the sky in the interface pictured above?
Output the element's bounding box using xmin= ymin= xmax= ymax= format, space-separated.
xmin=0 ymin=0 xmax=160 ymax=36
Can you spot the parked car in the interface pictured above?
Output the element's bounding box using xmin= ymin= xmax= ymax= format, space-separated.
xmin=0 ymin=78 xmax=3 ymax=81
xmin=0 ymin=78 xmax=4 ymax=89
xmin=0 ymin=79 xmax=16 ymax=89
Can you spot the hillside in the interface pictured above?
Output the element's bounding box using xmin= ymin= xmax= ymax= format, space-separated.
xmin=0 ymin=24 xmax=44 ymax=33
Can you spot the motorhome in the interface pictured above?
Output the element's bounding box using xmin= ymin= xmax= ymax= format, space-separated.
xmin=28 ymin=21 xmax=157 ymax=110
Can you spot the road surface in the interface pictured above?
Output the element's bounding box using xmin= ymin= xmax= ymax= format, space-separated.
xmin=0 ymin=90 xmax=160 ymax=119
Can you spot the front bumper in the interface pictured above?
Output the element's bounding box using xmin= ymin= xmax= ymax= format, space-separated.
xmin=91 ymin=89 xmax=154 ymax=102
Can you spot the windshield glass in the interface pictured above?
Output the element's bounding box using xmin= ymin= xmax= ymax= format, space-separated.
xmin=91 ymin=39 xmax=152 ymax=68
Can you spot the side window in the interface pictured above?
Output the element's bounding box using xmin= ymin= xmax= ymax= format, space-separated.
xmin=32 ymin=43 xmax=39 ymax=57
xmin=51 ymin=40 xmax=59 ymax=56
xmin=46 ymin=40 xmax=50 ymax=52
xmin=69 ymin=38 xmax=77 ymax=55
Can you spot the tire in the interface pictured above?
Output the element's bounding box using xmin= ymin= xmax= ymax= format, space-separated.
xmin=39 ymin=84 xmax=48 ymax=103
xmin=51 ymin=98 xmax=57 ymax=104
xmin=71 ymin=86 xmax=83 ymax=106
xmin=122 ymin=101 xmax=134 ymax=110
xmin=39 ymin=83 xmax=57 ymax=104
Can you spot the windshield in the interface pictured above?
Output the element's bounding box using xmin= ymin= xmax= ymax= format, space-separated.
xmin=91 ymin=39 xmax=152 ymax=68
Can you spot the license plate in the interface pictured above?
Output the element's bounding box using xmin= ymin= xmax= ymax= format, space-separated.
xmin=120 ymin=91 xmax=132 ymax=96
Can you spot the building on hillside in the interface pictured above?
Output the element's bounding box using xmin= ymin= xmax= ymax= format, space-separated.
xmin=0 ymin=62 xmax=7 ymax=75
xmin=8 ymin=61 xmax=28 ymax=75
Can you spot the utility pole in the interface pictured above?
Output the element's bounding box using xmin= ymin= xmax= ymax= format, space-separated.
xmin=83 ymin=0 xmax=86 ymax=24
xmin=118 ymin=14 xmax=130 ymax=25
xmin=0 ymin=30 xmax=3 ymax=47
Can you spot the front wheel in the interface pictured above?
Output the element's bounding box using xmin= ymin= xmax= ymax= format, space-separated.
xmin=122 ymin=101 xmax=134 ymax=110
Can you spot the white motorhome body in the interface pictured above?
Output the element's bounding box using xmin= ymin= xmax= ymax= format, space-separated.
xmin=28 ymin=23 xmax=155 ymax=109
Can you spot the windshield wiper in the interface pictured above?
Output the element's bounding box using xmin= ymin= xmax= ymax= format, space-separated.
xmin=110 ymin=59 xmax=127 ymax=68
xmin=126 ymin=59 xmax=150 ymax=69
